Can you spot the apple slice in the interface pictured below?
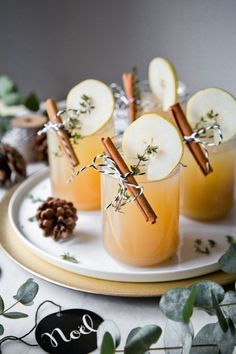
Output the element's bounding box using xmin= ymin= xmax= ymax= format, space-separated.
xmin=122 ymin=113 xmax=183 ymax=180
xmin=66 ymin=79 xmax=114 ymax=136
xmin=148 ymin=57 xmax=177 ymax=112
xmin=187 ymin=88 xmax=236 ymax=142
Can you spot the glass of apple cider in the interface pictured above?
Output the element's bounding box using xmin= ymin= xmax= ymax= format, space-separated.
xmin=179 ymin=86 xmax=236 ymax=221
xmin=101 ymin=167 xmax=180 ymax=267
xmin=100 ymin=112 xmax=183 ymax=267
xmin=48 ymin=119 xmax=114 ymax=211
xmin=47 ymin=79 xmax=115 ymax=211
xmin=180 ymin=137 xmax=236 ymax=221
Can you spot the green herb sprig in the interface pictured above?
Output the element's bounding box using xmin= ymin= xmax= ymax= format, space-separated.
xmin=194 ymin=238 xmax=217 ymax=255
xmin=60 ymin=252 xmax=79 ymax=264
xmin=130 ymin=143 xmax=159 ymax=176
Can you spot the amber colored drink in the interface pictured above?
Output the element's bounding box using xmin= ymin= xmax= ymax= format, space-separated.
xmin=48 ymin=120 xmax=114 ymax=210
xmin=101 ymin=168 xmax=180 ymax=267
xmin=180 ymin=138 xmax=236 ymax=221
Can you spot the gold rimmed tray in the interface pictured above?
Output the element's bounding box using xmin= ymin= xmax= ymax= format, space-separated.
xmin=1 ymin=186 xmax=236 ymax=297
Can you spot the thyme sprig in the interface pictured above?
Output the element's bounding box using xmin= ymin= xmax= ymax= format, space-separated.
xmin=79 ymin=94 xmax=95 ymax=114
xmin=62 ymin=94 xmax=95 ymax=146
xmin=60 ymin=252 xmax=79 ymax=264
xmin=27 ymin=194 xmax=43 ymax=204
xmin=195 ymin=109 xmax=219 ymax=138
xmin=194 ymin=238 xmax=217 ymax=255
xmin=130 ymin=143 xmax=159 ymax=175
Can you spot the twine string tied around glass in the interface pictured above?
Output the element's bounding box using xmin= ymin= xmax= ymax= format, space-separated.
xmin=183 ymin=123 xmax=223 ymax=173
xmin=77 ymin=154 xmax=144 ymax=212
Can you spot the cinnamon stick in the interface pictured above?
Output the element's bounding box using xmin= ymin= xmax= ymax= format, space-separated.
xmin=122 ymin=73 xmax=136 ymax=123
xmin=101 ymin=137 xmax=157 ymax=224
xmin=169 ymin=103 xmax=212 ymax=175
xmin=45 ymin=99 xmax=79 ymax=167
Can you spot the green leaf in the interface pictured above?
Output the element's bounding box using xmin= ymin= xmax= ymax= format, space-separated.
xmin=13 ymin=278 xmax=39 ymax=305
xmin=211 ymin=291 xmax=228 ymax=332
xmin=23 ymin=92 xmax=39 ymax=112
xmin=0 ymin=324 xmax=4 ymax=335
xmin=3 ymin=311 xmax=28 ymax=319
xmin=126 ymin=327 xmax=142 ymax=344
xmin=124 ymin=324 xmax=162 ymax=354
xmin=2 ymin=92 xmax=21 ymax=106
xmin=220 ymin=291 xmax=236 ymax=323
xmin=97 ymin=320 xmax=121 ymax=348
xmin=164 ymin=320 xmax=193 ymax=354
xmin=191 ymin=320 xmax=235 ymax=354
xmin=100 ymin=332 xmax=115 ymax=354
xmin=188 ymin=281 xmax=225 ymax=315
xmin=183 ymin=286 xmax=197 ymax=322
xmin=0 ymin=296 xmax=5 ymax=314
xmin=0 ymin=115 xmax=13 ymax=139
xmin=160 ymin=288 xmax=192 ymax=322
xmin=0 ymin=76 xmax=17 ymax=97
xmin=219 ymin=243 xmax=236 ymax=274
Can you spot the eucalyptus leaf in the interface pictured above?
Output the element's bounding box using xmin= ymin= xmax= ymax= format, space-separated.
xmin=23 ymin=92 xmax=39 ymax=112
xmin=211 ymin=291 xmax=228 ymax=332
xmin=3 ymin=311 xmax=28 ymax=319
xmin=0 ymin=324 xmax=4 ymax=335
xmin=2 ymin=92 xmax=21 ymax=106
xmin=124 ymin=324 xmax=162 ymax=354
xmin=188 ymin=281 xmax=224 ymax=315
xmin=125 ymin=327 xmax=150 ymax=354
xmin=0 ymin=296 xmax=4 ymax=314
xmin=99 ymin=332 xmax=115 ymax=354
xmin=164 ymin=320 xmax=193 ymax=354
xmin=191 ymin=320 xmax=235 ymax=354
xmin=160 ymin=288 xmax=191 ymax=322
xmin=13 ymin=278 xmax=39 ymax=305
xmin=97 ymin=320 xmax=121 ymax=348
xmin=219 ymin=243 xmax=236 ymax=274
xmin=183 ymin=286 xmax=196 ymax=322
xmin=0 ymin=76 xmax=17 ymax=97
xmin=220 ymin=291 xmax=236 ymax=323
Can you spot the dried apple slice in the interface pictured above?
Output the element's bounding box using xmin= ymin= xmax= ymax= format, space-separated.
xmin=122 ymin=113 xmax=183 ymax=180
xmin=66 ymin=79 xmax=114 ymax=136
xmin=148 ymin=57 xmax=177 ymax=111
xmin=186 ymin=88 xmax=236 ymax=142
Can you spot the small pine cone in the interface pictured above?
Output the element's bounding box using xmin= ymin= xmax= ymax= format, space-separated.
xmin=36 ymin=197 xmax=78 ymax=241
xmin=0 ymin=143 xmax=26 ymax=188
xmin=33 ymin=132 xmax=48 ymax=162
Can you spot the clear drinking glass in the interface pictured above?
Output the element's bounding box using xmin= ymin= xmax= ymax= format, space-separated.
xmin=180 ymin=137 xmax=236 ymax=221
xmin=48 ymin=119 xmax=114 ymax=211
xmin=101 ymin=167 xmax=180 ymax=267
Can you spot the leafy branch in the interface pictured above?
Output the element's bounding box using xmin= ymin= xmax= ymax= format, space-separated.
xmin=98 ymin=240 xmax=236 ymax=354
xmin=0 ymin=279 xmax=39 ymax=335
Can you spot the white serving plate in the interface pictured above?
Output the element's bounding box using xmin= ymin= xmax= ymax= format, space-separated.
xmin=8 ymin=168 xmax=236 ymax=283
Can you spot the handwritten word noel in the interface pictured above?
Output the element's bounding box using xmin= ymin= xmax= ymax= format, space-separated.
xmin=41 ymin=314 xmax=97 ymax=347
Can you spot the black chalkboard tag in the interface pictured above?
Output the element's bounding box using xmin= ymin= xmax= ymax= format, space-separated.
xmin=35 ymin=309 xmax=103 ymax=354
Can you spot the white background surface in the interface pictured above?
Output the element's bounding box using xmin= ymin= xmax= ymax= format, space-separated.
xmin=0 ymin=163 xmax=235 ymax=353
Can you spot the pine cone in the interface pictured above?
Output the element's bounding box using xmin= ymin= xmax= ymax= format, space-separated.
xmin=33 ymin=132 xmax=48 ymax=162
xmin=36 ymin=197 xmax=78 ymax=241
xmin=0 ymin=143 xmax=26 ymax=187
